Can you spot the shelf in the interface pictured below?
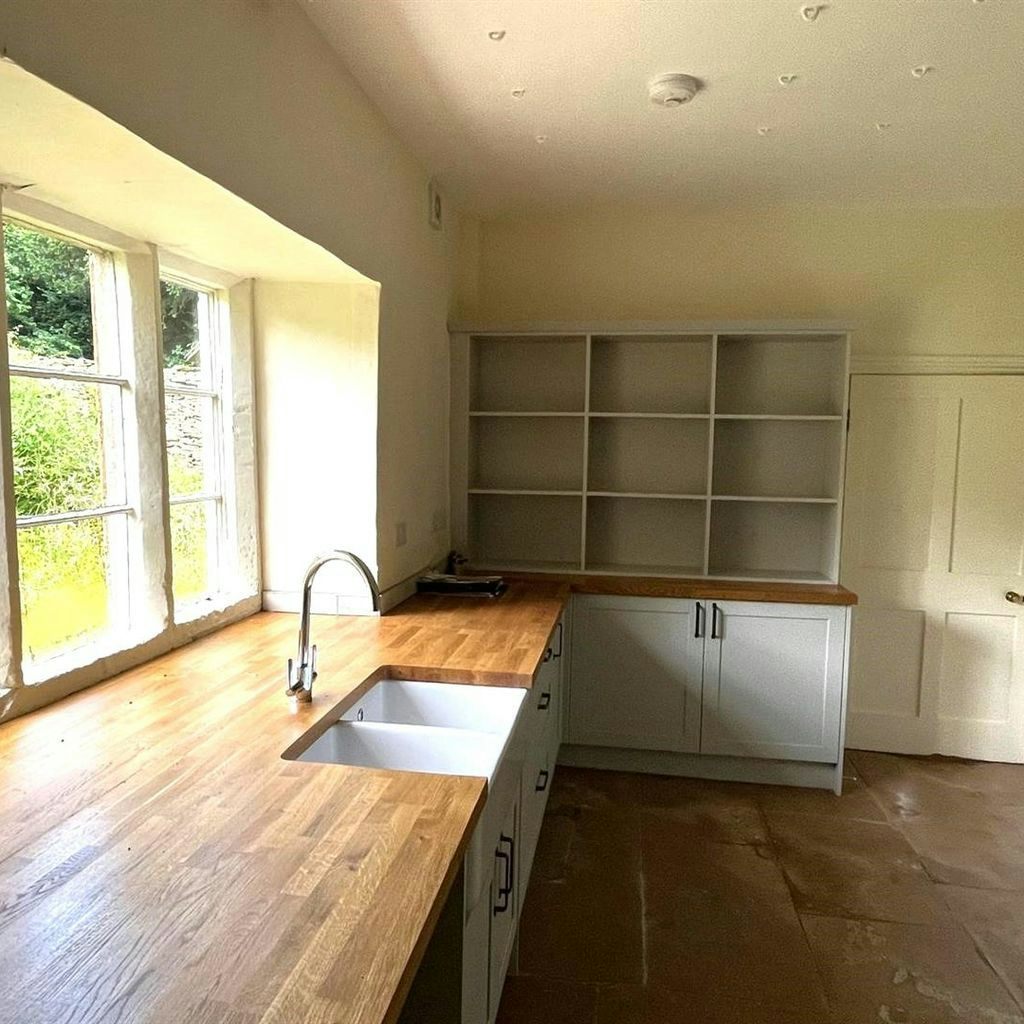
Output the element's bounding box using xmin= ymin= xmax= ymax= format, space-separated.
xmin=708 ymin=500 xmax=839 ymax=580
xmin=470 ymin=492 xmax=582 ymax=569
xmin=713 ymin=414 xmax=843 ymax=422
xmin=590 ymin=335 xmax=712 ymax=415
xmin=711 ymin=495 xmax=838 ymax=504
xmin=470 ymin=411 xmax=585 ymax=418
xmin=471 ymin=559 xmax=583 ymax=574
xmin=590 ymin=412 xmax=710 ymax=420
xmin=470 ymin=335 xmax=587 ymax=413
xmin=469 ymin=489 xmax=583 ymax=497
xmin=470 ymin=415 xmax=584 ymax=491
xmin=715 ymin=334 xmax=846 ymax=417
xmin=588 ymin=491 xmax=707 ymax=500
xmin=588 ymin=416 xmax=709 ymax=495
xmin=584 ymin=563 xmax=705 ymax=579
xmin=705 ymin=568 xmax=834 ymax=584
xmin=711 ymin=418 xmax=844 ymax=501
xmin=586 ymin=496 xmax=706 ymax=575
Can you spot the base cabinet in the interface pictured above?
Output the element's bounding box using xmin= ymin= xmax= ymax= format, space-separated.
xmin=457 ymin=614 xmax=567 ymax=1024
xmin=568 ymin=596 xmax=703 ymax=752
xmin=567 ymin=594 xmax=850 ymax=785
xmin=700 ymin=600 xmax=847 ymax=762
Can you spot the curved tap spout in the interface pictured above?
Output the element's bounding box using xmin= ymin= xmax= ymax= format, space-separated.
xmin=286 ymin=550 xmax=381 ymax=702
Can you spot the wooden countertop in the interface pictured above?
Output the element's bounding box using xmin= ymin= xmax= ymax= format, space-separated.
xmin=489 ymin=571 xmax=858 ymax=606
xmin=0 ymin=581 xmax=568 ymax=1024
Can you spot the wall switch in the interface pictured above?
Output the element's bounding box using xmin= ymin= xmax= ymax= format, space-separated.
xmin=432 ymin=508 xmax=447 ymax=533
xmin=396 ymin=521 xmax=407 ymax=547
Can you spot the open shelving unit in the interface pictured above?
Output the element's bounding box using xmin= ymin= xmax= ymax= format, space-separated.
xmin=451 ymin=326 xmax=850 ymax=583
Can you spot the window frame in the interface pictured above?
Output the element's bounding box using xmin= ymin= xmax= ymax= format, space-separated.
xmin=0 ymin=191 xmax=259 ymax=691
xmin=158 ymin=269 xmax=232 ymax=614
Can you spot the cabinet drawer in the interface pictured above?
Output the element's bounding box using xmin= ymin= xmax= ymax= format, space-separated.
xmin=464 ymin=754 xmax=519 ymax=917
xmin=519 ymin=742 xmax=552 ymax=899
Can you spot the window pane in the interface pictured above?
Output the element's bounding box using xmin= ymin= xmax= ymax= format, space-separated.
xmin=171 ymin=501 xmax=216 ymax=604
xmin=166 ymin=392 xmax=216 ymax=498
xmin=3 ymin=220 xmax=103 ymax=373
xmin=17 ymin=515 xmax=123 ymax=659
xmin=161 ymin=280 xmax=212 ymax=388
xmin=10 ymin=376 xmax=126 ymax=516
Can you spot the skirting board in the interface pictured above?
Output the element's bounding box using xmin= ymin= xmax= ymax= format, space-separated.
xmin=558 ymin=744 xmax=844 ymax=793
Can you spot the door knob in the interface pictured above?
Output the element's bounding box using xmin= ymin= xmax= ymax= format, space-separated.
xmin=1006 ymin=591 xmax=1024 ymax=605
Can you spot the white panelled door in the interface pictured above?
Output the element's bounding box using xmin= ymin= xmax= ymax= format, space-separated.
xmin=843 ymin=375 xmax=1024 ymax=761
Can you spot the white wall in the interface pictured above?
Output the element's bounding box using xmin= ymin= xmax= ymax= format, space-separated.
xmin=469 ymin=203 xmax=1024 ymax=357
xmin=0 ymin=0 xmax=469 ymax=592
xmin=254 ymin=280 xmax=381 ymax=609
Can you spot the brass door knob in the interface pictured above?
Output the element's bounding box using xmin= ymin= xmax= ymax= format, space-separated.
xmin=1007 ymin=591 xmax=1024 ymax=605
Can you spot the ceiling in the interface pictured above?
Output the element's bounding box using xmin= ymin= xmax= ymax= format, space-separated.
xmin=300 ymin=0 xmax=1024 ymax=216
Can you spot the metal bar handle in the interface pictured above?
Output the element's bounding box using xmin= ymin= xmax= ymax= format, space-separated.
xmin=493 ymin=833 xmax=515 ymax=915
xmin=694 ymin=601 xmax=704 ymax=639
xmin=711 ymin=603 xmax=722 ymax=640
xmin=493 ymin=850 xmax=511 ymax=914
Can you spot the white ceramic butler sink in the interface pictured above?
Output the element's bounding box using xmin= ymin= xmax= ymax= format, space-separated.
xmin=294 ymin=679 xmax=526 ymax=783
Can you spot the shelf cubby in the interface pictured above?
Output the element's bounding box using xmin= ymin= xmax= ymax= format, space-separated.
xmin=469 ymin=493 xmax=582 ymax=571
xmin=590 ymin=335 xmax=712 ymax=414
xmin=585 ymin=496 xmax=707 ymax=576
xmin=715 ymin=334 xmax=846 ymax=417
xmin=588 ymin=416 xmax=709 ymax=496
xmin=708 ymin=500 xmax=839 ymax=581
xmin=470 ymin=415 xmax=584 ymax=492
xmin=470 ymin=335 xmax=586 ymax=413
xmin=711 ymin=418 xmax=843 ymax=500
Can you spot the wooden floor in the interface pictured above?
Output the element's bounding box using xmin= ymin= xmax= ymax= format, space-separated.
xmin=499 ymin=752 xmax=1024 ymax=1024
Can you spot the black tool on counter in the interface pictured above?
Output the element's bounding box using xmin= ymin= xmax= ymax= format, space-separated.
xmin=416 ymin=573 xmax=507 ymax=598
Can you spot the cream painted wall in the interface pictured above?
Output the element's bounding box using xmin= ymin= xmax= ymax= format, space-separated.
xmin=254 ymin=280 xmax=380 ymax=608
xmin=471 ymin=204 xmax=1024 ymax=356
xmin=0 ymin=0 xmax=467 ymax=591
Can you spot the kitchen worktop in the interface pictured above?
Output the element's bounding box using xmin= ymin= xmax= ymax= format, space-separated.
xmin=0 ymin=582 xmax=568 ymax=1024
xmin=481 ymin=570 xmax=859 ymax=606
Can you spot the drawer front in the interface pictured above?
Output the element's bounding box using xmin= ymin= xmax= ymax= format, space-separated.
xmin=518 ymin=742 xmax=552 ymax=904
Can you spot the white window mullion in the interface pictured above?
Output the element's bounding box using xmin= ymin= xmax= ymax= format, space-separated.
xmin=112 ymin=248 xmax=173 ymax=636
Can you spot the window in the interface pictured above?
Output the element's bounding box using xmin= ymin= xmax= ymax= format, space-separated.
xmin=0 ymin=201 xmax=257 ymax=684
xmin=160 ymin=278 xmax=228 ymax=609
xmin=3 ymin=220 xmax=131 ymax=660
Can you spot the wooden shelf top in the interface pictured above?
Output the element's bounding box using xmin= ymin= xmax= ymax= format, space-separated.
xmin=484 ymin=570 xmax=859 ymax=605
xmin=0 ymin=582 xmax=569 ymax=1024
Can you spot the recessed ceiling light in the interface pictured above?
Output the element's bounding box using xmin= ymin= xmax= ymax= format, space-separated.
xmin=488 ymin=30 xmax=506 ymax=41
xmin=779 ymin=74 xmax=798 ymax=85
xmin=757 ymin=126 xmax=772 ymax=136
xmin=511 ymin=87 xmax=526 ymax=99
xmin=800 ymin=5 xmax=824 ymax=22
xmin=911 ymin=64 xmax=934 ymax=78
xmin=876 ymin=122 xmax=892 ymax=131
xmin=535 ymin=134 xmax=549 ymax=144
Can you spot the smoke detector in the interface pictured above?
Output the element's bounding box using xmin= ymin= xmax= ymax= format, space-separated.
xmin=649 ymin=73 xmax=701 ymax=107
